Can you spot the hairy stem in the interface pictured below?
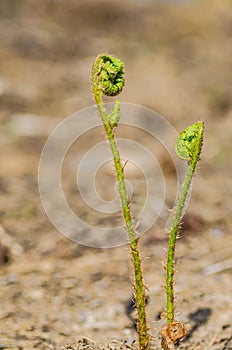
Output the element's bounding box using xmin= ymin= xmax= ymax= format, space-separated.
xmin=92 ymin=55 xmax=149 ymax=350
xmin=166 ymin=121 xmax=204 ymax=324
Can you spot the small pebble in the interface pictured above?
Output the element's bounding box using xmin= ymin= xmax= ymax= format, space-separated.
xmin=7 ymin=274 xmax=17 ymax=284
xmin=210 ymin=227 xmax=224 ymax=237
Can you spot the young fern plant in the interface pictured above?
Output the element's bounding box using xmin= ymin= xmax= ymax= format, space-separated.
xmin=91 ymin=53 xmax=204 ymax=350
xmin=92 ymin=55 xmax=150 ymax=350
xmin=160 ymin=122 xmax=204 ymax=350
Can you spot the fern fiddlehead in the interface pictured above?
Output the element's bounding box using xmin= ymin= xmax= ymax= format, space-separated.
xmin=161 ymin=121 xmax=204 ymax=350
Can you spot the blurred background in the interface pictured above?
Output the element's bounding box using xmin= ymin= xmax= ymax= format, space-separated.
xmin=0 ymin=0 xmax=232 ymax=349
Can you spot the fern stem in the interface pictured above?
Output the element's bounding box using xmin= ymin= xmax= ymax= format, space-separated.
xmin=166 ymin=121 xmax=204 ymax=323
xmin=92 ymin=55 xmax=149 ymax=350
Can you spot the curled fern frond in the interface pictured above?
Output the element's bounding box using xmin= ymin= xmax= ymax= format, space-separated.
xmin=175 ymin=121 xmax=204 ymax=161
xmin=92 ymin=54 xmax=125 ymax=97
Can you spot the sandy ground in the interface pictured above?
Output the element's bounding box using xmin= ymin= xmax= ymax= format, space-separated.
xmin=0 ymin=0 xmax=232 ymax=349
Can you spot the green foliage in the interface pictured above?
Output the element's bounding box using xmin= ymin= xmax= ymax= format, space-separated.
xmin=107 ymin=99 xmax=121 ymax=128
xmin=93 ymin=54 xmax=125 ymax=97
xmin=175 ymin=122 xmax=204 ymax=161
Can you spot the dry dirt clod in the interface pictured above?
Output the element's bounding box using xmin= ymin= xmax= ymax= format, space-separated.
xmin=0 ymin=242 xmax=12 ymax=265
xmin=160 ymin=321 xmax=191 ymax=350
